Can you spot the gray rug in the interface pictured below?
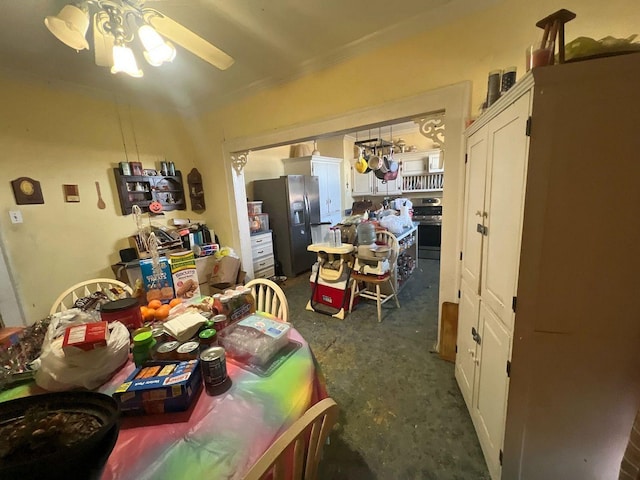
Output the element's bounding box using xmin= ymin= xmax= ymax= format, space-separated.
xmin=280 ymin=259 xmax=490 ymax=480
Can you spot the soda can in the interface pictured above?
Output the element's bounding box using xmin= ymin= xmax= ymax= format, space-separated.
xmin=200 ymin=346 xmax=229 ymax=395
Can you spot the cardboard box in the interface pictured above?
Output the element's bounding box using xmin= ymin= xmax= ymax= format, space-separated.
xmin=113 ymin=360 xmax=202 ymax=415
xmin=210 ymin=256 xmax=241 ymax=285
xmin=210 ymin=270 xmax=246 ymax=294
xmin=169 ymin=250 xmax=201 ymax=299
xmin=140 ymin=257 xmax=175 ymax=303
xmin=62 ymin=322 xmax=109 ymax=355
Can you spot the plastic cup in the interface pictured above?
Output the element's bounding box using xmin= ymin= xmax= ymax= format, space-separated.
xmin=526 ymin=39 xmax=555 ymax=71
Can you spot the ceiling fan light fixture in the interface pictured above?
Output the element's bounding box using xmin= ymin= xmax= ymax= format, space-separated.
xmin=138 ymin=25 xmax=176 ymax=66
xmin=111 ymin=44 xmax=143 ymax=78
xmin=44 ymin=4 xmax=90 ymax=51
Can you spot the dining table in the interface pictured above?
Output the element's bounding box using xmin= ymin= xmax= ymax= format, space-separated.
xmin=0 ymin=318 xmax=327 ymax=480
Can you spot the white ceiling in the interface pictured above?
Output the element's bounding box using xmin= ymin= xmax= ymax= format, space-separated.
xmin=0 ymin=0 xmax=500 ymax=113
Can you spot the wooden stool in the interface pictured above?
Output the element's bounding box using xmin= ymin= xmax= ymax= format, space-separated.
xmin=536 ymin=9 xmax=576 ymax=64
xmin=349 ymin=272 xmax=400 ymax=323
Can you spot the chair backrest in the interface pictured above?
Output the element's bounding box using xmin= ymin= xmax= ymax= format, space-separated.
xmin=245 ymin=278 xmax=289 ymax=322
xmin=376 ymin=230 xmax=399 ymax=271
xmin=50 ymin=278 xmax=133 ymax=315
xmin=243 ymin=397 xmax=339 ymax=480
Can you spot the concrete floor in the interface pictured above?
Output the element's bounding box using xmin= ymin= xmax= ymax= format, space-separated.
xmin=280 ymin=259 xmax=490 ymax=480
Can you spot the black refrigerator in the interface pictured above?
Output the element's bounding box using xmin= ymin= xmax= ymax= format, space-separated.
xmin=253 ymin=175 xmax=320 ymax=277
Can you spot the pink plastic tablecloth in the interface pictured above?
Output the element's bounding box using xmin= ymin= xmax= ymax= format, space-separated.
xmin=0 ymin=327 xmax=327 ymax=480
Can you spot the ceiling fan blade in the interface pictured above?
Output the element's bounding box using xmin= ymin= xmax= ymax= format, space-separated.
xmin=144 ymin=9 xmax=234 ymax=70
xmin=93 ymin=12 xmax=114 ymax=67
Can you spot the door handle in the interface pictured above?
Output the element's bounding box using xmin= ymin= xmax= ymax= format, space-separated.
xmin=471 ymin=327 xmax=481 ymax=345
xmin=476 ymin=224 xmax=488 ymax=236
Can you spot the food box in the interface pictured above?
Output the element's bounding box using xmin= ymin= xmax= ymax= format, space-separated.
xmin=218 ymin=314 xmax=290 ymax=366
xmin=169 ymin=250 xmax=200 ymax=299
xmin=140 ymin=257 xmax=175 ymax=303
xmin=247 ymin=201 xmax=263 ymax=215
xmin=112 ymin=360 xmax=202 ymax=415
xmin=62 ymin=321 xmax=109 ymax=355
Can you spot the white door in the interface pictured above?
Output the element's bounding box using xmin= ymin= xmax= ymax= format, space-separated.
xmin=352 ymin=167 xmax=372 ymax=196
xmin=473 ymin=301 xmax=511 ymax=480
xmin=455 ymin=279 xmax=480 ymax=410
xmin=461 ymin=125 xmax=489 ymax=294
xmin=481 ymin=92 xmax=531 ymax=331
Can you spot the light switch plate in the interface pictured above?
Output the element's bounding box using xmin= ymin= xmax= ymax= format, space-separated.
xmin=9 ymin=210 xmax=23 ymax=224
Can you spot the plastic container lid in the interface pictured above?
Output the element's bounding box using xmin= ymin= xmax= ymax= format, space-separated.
xmin=101 ymin=297 xmax=139 ymax=313
xmin=199 ymin=328 xmax=217 ymax=339
xmin=133 ymin=330 xmax=153 ymax=345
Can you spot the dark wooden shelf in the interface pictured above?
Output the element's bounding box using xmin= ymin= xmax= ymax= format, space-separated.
xmin=114 ymin=168 xmax=186 ymax=215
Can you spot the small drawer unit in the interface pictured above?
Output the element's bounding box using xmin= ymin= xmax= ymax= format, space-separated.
xmin=251 ymin=231 xmax=275 ymax=279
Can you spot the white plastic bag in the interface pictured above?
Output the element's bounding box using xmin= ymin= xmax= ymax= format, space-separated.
xmin=35 ymin=309 xmax=130 ymax=391
xmin=379 ymin=214 xmax=405 ymax=234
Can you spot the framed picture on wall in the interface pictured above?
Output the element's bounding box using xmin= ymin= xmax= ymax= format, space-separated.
xmin=130 ymin=162 xmax=143 ymax=176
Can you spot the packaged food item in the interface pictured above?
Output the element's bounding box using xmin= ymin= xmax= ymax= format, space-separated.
xmin=170 ymin=251 xmax=200 ymax=299
xmin=100 ymin=298 xmax=143 ymax=330
xmin=218 ymin=314 xmax=290 ymax=366
xmin=176 ymin=341 xmax=200 ymax=360
xmin=200 ymin=346 xmax=230 ymax=396
xmin=140 ymin=257 xmax=174 ymax=303
xmin=154 ymin=340 xmax=180 ymax=360
xmin=61 ymin=321 xmax=109 ymax=355
xmin=198 ymin=328 xmax=217 ymax=351
xmin=113 ymin=360 xmax=202 ymax=415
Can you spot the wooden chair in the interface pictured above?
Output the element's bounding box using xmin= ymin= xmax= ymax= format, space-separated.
xmin=348 ymin=230 xmax=401 ymax=322
xmin=50 ymin=278 xmax=133 ymax=315
xmin=245 ymin=278 xmax=289 ymax=322
xmin=243 ymin=397 xmax=339 ymax=480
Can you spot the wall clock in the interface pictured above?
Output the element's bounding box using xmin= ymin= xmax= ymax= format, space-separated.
xmin=11 ymin=177 xmax=44 ymax=204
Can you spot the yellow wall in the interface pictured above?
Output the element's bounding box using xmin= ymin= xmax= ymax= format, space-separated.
xmin=0 ymin=78 xmax=209 ymax=322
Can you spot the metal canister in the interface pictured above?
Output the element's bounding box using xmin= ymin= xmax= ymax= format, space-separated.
xmin=212 ymin=314 xmax=228 ymax=332
xmin=176 ymin=341 xmax=200 ymax=361
xmin=154 ymin=340 xmax=180 ymax=360
xmin=160 ymin=161 xmax=169 ymax=176
xmin=151 ymin=327 xmax=168 ymax=344
xmin=200 ymin=346 xmax=228 ymax=395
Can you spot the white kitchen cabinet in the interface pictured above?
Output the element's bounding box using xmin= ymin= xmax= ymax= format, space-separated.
xmin=457 ymin=79 xmax=530 ymax=480
xmin=351 ymin=167 xmax=402 ymax=197
xmin=283 ymin=155 xmax=342 ymax=225
xmin=397 ymin=150 xmax=444 ymax=193
xmin=457 ymin=55 xmax=640 ymax=480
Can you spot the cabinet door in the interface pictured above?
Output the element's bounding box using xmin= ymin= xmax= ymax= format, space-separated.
xmin=311 ymin=161 xmax=330 ymax=218
xmin=472 ymin=301 xmax=511 ymax=480
xmin=352 ymin=167 xmax=373 ymax=196
xmin=481 ymin=91 xmax=531 ymax=331
xmin=386 ymin=174 xmax=402 ymax=195
xmin=325 ymin=161 xmax=342 ymax=217
xmin=455 ymin=279 xmax=480 ymax=411
xmin=461 ymin=126 xmax=489 ymax=293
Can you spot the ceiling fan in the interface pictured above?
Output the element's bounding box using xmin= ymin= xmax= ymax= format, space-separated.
xmin=44 ymin=0 xmax=234 ymax=78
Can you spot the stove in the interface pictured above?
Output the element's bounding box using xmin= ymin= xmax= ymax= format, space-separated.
xmin=411 ymin=198 xmax=442 ymax=260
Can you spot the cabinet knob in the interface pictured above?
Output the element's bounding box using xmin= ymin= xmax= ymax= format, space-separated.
xmin=475 ymin=210 xmax=482 ymax=217
xmin=467 ymin=348 xmax=475 ymax=357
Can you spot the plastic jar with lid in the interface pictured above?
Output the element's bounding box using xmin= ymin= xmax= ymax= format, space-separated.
xmin=356 ymin=222 xmax=376 ymax=246
xmin=198 ymin=328 xmax=217 ymax=351
xmin=100 ymin=297 xmax=143 ymax=331
xmin=132 ymin=330 xmax=157 ymax=367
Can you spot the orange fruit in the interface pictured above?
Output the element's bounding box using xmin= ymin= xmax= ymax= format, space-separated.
xmin=148 ymin=299 xmax=163 ymax=310
xmin=169 ymin=298 xmax=183 ymax=308
xmin=154 ymin=304 xmax=171 ymax=321
xmin=141 ymin=306 xmax=156 ymax=322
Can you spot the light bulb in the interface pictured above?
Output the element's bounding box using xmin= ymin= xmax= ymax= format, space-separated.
xmin=138 ymin=25 xmax=176 ymax=66
xmin=111 ymin=44 xmax=143 ymax=78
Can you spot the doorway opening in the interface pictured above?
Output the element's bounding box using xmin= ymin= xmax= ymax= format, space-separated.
xmin=224 ymin=81 xmax=471 ymax=347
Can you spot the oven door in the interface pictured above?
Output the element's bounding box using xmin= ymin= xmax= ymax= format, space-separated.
xmin=418 ymin=223 xmax=442 ymax=259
